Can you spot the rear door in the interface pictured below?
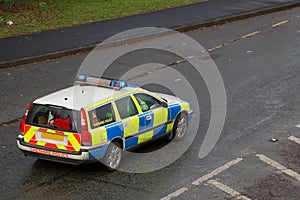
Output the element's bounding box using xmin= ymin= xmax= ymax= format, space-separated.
xmin=114 ymin=96 xmax=140 ymax=149
xmin=25 ymin=104 xmax=82 ymax=152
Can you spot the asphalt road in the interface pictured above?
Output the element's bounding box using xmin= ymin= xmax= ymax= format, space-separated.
xmin=1 ymin=6 xmax=300 ymax=200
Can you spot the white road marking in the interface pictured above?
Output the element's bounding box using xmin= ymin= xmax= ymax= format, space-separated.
xmin=174 ymin=79 xmax=181 ymax=82
xmin=175 ymin=59 xmax=186 ymax=64
xmin=160 ymin=187 xmax=188 ymax=200
xmin=160 ymin=158 xmax=243 ymax=200
xmin=208 ymin=180 xmax=251 ymax=200
xmin=207 ymin=44 xmax=223 ymax=51
xmin=256 ymin=154 xmax=286 ymax=170
xmin=241 ymin=31 xmax=260 ymax=39
xmin=288 ymin=135 xmax=300 ymax=145
xmin=272 ymin=20 xmax=289 ymax=28
xmin=256 ymin=154 xmax=300 ymax=181
xmin=295 ymin=124 xmax=300 ymax=128
xmin=192 ymin=158 xmax=243 ymax=186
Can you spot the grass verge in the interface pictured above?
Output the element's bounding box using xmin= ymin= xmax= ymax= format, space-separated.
xmin=0 ymin=0 xmax=203 ymax=38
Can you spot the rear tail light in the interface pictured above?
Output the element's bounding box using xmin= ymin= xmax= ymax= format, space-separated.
xmin=80 ymin=108 xmax=92 ymax=146
xmin=19 ymin=101 xmax=33 ymax=134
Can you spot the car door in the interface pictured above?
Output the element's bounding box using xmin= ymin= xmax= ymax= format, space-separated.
xmin=114 ymin=95 xmax=140 ymax=149
xmin=133 ymin=93 xmax=168 ymax=143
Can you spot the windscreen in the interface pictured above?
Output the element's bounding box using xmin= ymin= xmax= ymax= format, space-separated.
xmin=26 ymin=104 xmax=81 ymax=133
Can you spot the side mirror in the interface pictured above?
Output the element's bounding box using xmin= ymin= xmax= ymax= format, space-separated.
xmin=160 ymin=101 xmax=168 ymax=108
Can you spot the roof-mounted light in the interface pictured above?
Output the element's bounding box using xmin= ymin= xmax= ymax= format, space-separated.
xmin=75 ymin=74 xmax=128 ymax=90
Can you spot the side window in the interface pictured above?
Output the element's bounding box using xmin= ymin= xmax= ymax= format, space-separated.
xmin=88 ymin=103 xmax=115 ymax=129
xmin=115 ymin=96 xmax=138 ymax=119
xmin=134 ymin=93 xmax=161 ymax=112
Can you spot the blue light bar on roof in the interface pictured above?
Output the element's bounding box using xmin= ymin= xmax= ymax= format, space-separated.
xmin=75 ymin=74 xmax=127 ymax=90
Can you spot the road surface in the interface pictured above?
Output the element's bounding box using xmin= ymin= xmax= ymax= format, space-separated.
xmin=1 ymin=6 xmax=300 ymax=200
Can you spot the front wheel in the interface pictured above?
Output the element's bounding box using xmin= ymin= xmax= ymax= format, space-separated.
xmin=173 ymin=113 xmax=188 ymax=141
xmin=103 ymin=142 xmax=122 ymax=172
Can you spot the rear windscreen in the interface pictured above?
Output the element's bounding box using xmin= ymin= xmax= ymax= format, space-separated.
xmin=26 ymin=104 xmax=81 ymax=133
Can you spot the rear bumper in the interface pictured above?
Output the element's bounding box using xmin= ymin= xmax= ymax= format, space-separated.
xmin=17 ymin=135 xmax=109 ymax=165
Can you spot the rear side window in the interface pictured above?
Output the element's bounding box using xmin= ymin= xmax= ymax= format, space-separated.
xmin=115 ymin=96 xmax=138 ymax=119
xmin=26 ymin=104 xmax=80 ymax=132
xmin=88 ymin=103 xmax=115 ymax=129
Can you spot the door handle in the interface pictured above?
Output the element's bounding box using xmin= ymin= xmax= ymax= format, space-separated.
xmin=146 ymin=115 xmax=152 ymax=120
xmin=123 ymin=123 xmax=129 ymax=128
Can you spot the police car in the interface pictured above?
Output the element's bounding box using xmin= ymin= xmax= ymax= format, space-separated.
xmin=17 ymin=74 xmax=193 ymax=171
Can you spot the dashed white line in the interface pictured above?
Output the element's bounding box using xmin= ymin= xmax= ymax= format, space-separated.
xmin=241 ymin=31 xmax=260 ymax=39
xmin=295 ymin=124 xmax=300 ymax=128
xmin=160 ymin=187 xmax=188 ymax=200
xmin=288 ymin=135 xmax=300 ymax=145
xmin=272 ymin=20 xmax=289 ymax=28
xmin=208 ymin=180 xmax=251 ymax=200
xmin=192 ymin=158 xmax=243 ymax=186
xmin=256 ymin=154 xmax=300 ymax=181
xmin=160 ymin=158 xmax=243 ymax=200
xmin=207 ymin=44 xmax=223 ymax=52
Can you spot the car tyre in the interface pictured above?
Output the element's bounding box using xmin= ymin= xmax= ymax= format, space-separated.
xmin=173 ymin=113 xmax=188 ymax=141
xmin=103 ymin=142 xmax=122 ymax=172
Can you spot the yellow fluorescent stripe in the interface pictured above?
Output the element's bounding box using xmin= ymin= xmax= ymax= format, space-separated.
xmin=99 ymin=129 xmax=108 ymax=144
xmin=153 ymin=108 xmax=168 ymax=127
xmin=138 ymin=130 xmax=154 ymax=144
xmin=123 ymin=116 xmax=139 ymax=138
xmin=112 ymin=101 xmax=121 ymax=121
xmin=45 ymin=129 xmax=56 ymax=134
xmin=131 ymin=94 xmax=142 ymax=113
xmin=24 ymin=127 xmax=35 ymax=142
xmin=91 ymin=127 xmax=108 ymax=145
xmin=56 ymin=144 xmax=67 ymax=150
xmin=167 ymin=123 xmax=174 ymax=133
xmin=36 ymin=141 xmax=46 ymax=146
xmin=180 ymin=102 xmax=190 ymax=112
xmin=68 ymin=134 xmax=81 ymax=148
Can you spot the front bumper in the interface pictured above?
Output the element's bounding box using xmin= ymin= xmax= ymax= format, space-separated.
xmin=17 ymin=135 xmax=108 ymax=165
xmin=188 ymin=110 xmax=193 ymax=123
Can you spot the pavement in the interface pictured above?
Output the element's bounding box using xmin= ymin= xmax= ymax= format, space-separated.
xmin=1 ymin=0 xmax=300 ymax=68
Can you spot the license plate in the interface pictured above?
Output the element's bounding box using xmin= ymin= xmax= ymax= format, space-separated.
xmin=41 ymin=132 xmax=65 ymax=141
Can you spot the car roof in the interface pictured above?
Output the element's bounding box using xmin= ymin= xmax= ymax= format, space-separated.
xmin=34 ymin=84 xmax=142 ymax=111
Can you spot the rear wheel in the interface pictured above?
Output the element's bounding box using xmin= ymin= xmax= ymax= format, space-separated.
xmin=103 ymin=142 xmax=122 ymax=172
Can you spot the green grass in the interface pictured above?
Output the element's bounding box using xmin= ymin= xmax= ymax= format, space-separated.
xmin=0 ymin=0 xmax=203 ymax=38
